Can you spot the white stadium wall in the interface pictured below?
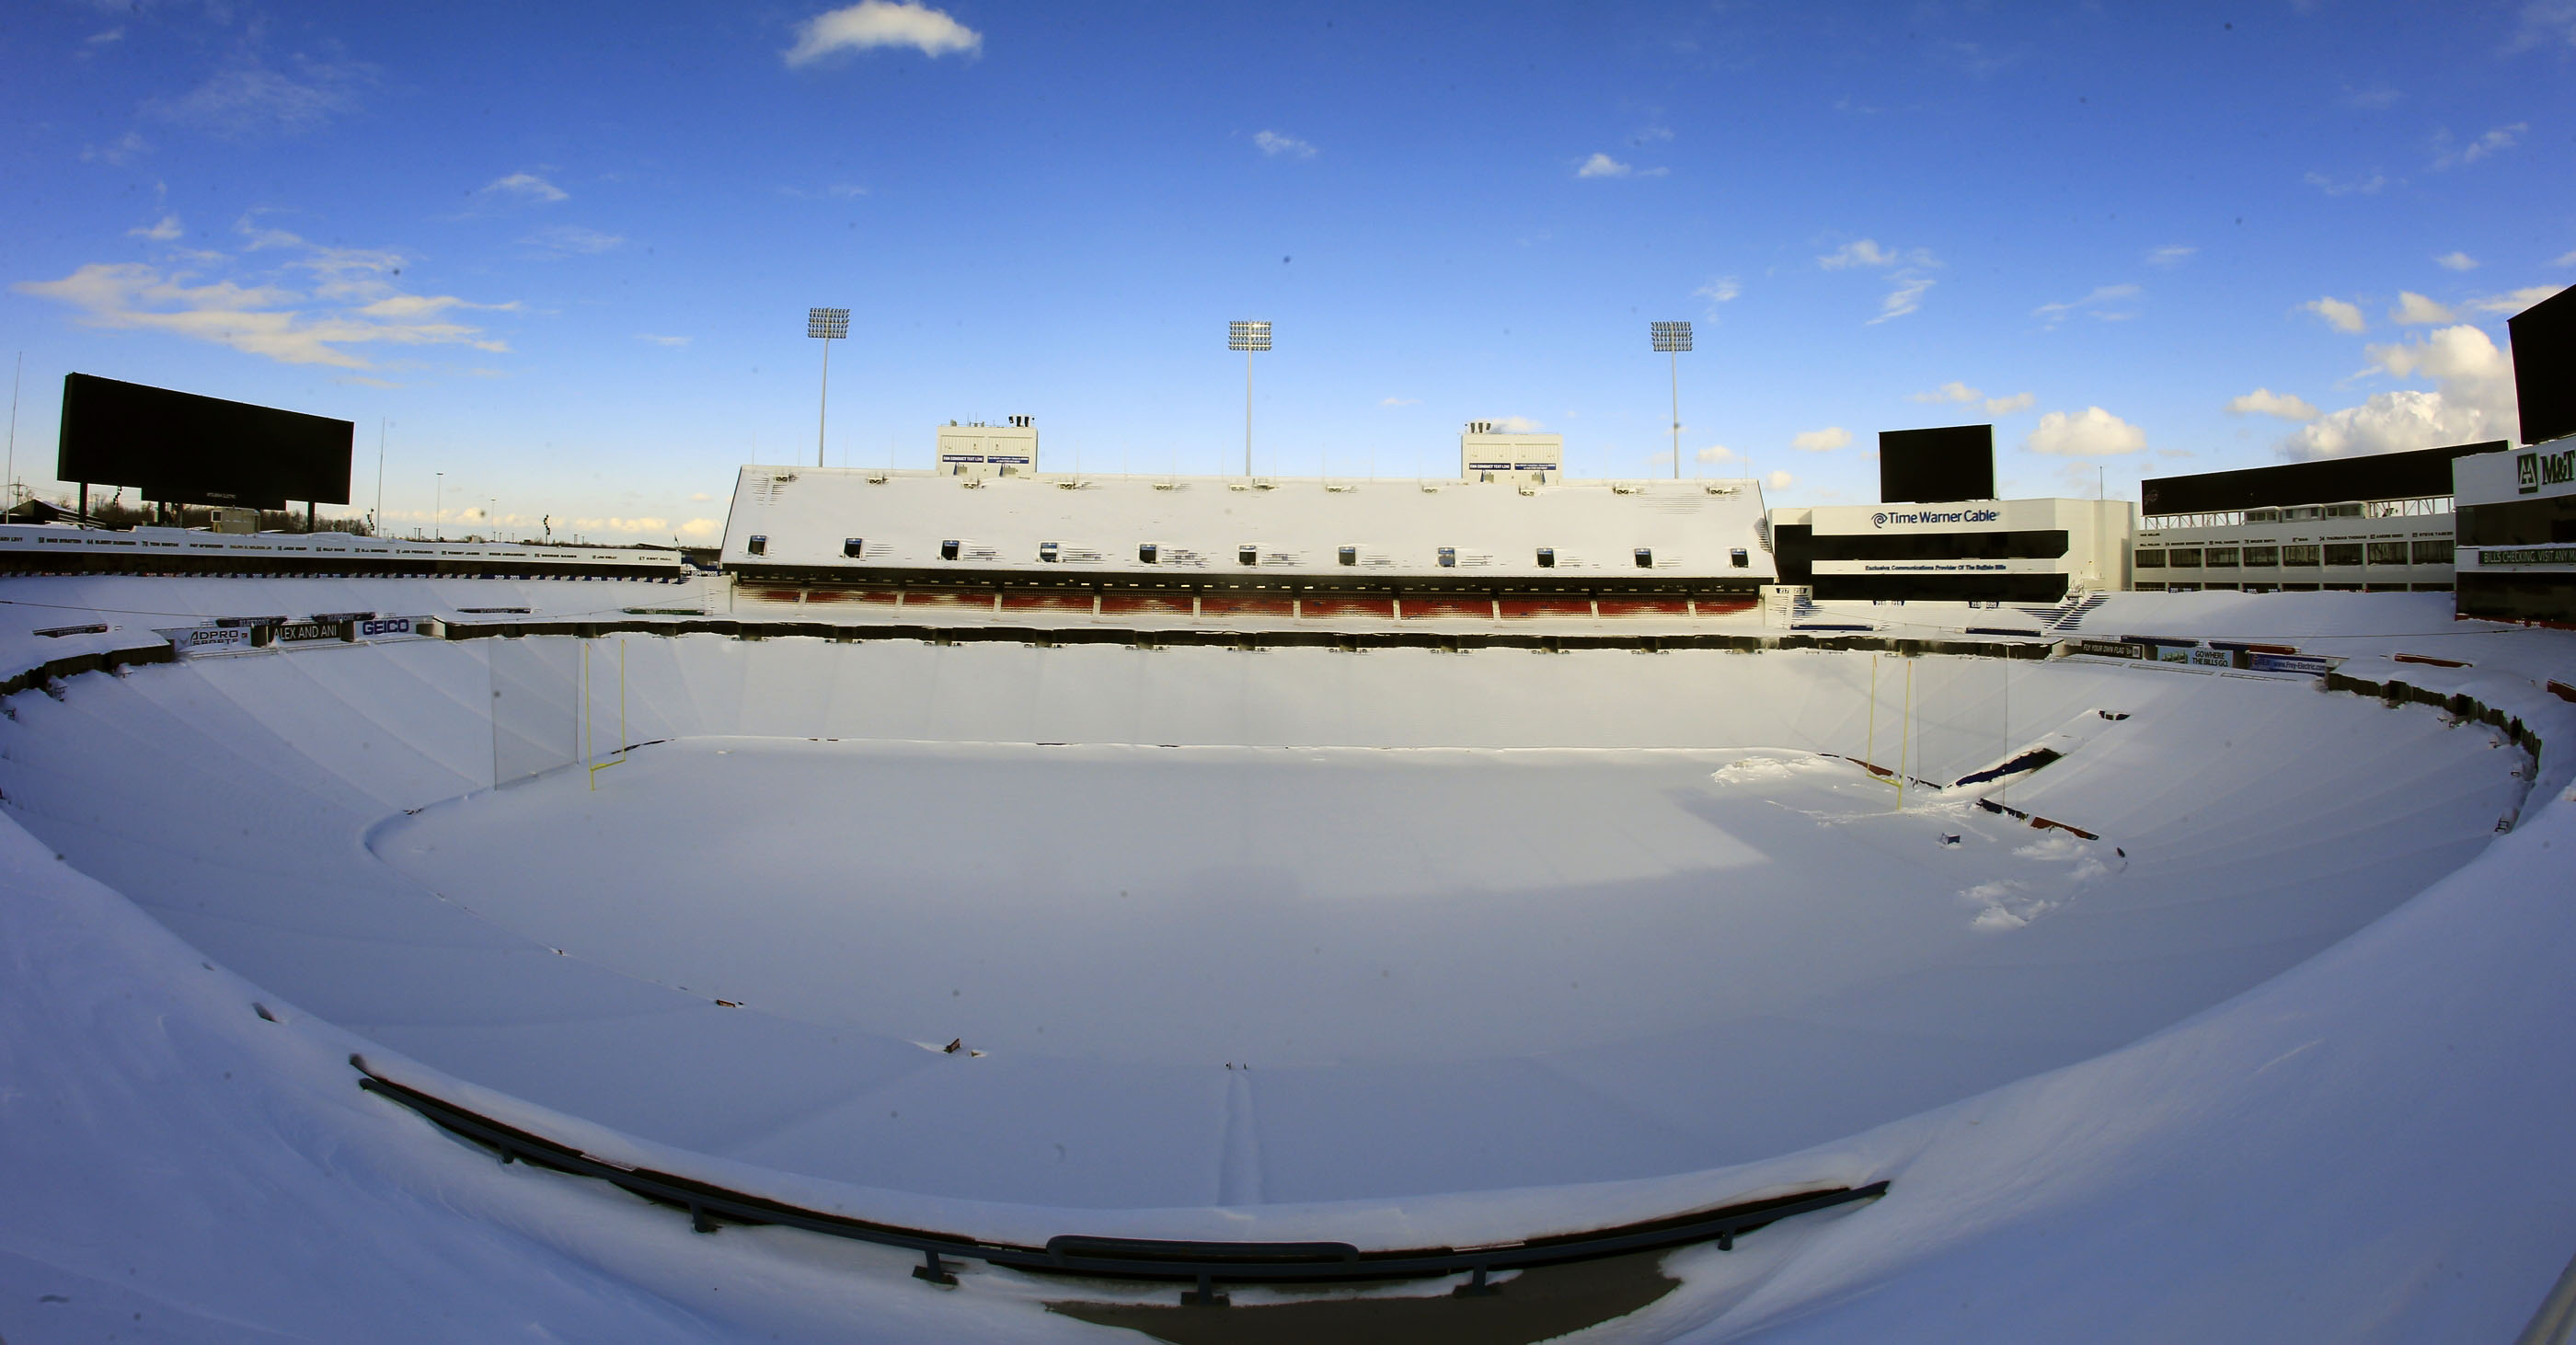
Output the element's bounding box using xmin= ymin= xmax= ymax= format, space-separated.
xmin=719 ymin=466 xmax=1775 ymax=584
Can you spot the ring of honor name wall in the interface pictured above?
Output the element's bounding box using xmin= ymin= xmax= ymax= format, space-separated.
xmin=57 ymin=374 xmax=354 ymax=511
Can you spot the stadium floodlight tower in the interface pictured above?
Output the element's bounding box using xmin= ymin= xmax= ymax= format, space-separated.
xmin=1228 ymin=319 xmax=1271 ymax=477
xmin=1651 ymin=319 xmax=1692 ymax=479
xmin=808 ymin=306 xmax=850 ymax=468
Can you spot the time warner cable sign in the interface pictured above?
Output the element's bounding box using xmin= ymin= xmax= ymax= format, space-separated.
xmin=1872 ymin=507 xmax=2003 ymax=528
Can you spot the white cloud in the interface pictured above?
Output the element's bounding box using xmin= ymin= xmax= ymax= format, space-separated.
xmin=1485 ymin=415 xmax=1543 ymax=432
xmin=2467 ymin=284 xmax=2565 ymax=316
xmin=1984 ymin=392 xmax=2035 ymax=415
xmin=2435 ymin=251 xmax=2478 ymax=271
xmin=2146 ymin=245 xmax=2196 ymax=267
xmin=481 ymin=172 xmax=567 ymax=203
xmin=2303 ymin=295 xmax=2367 ymax=333
xmin=1818 ymin=238 xmax=1902 ymax=270
xmin=1378 ymin=397 xmax=1420 ymax=407
xmin=1764 ymin=469 xmax=1795 ymax=490
xmin=14 ymin=224 xmax=515 ymax=370
xmin=2026 ymin=407 xmax=2145 ymax=457
xmin=87 ymin=27 xmax=124 ymax=45
xmin=2282 ymin=324 xmax=2517 ymax=459
xmin=2511 ymin=3 xmax=2576 ymax=51
xmin=1911 ymin=382 xmax=1979 ymax=404
xmin=2303 ymin=169 xmax=2387 ymax=196
xmin=1791 ymin=426 xmax=1851 ymax=453
xmin=1694 ymin=276 xmax=1742 ymax=307
xmin=2434 ymin=122 xmax=2525 ymax=169
xmin=2032 ymin=283 xmax=2141 ymax=328
xmin=1696 ymin=444 xmax=1738 ymax=464
xmin=1817 ymin=238 xmax=1937 ymax=322
xmin=637 ymin=333 xmax=689 ymax=347
xmin=2226 ymin=388 xmax=2321 ymax=421
xmin=1872 ymin=272 xmax=1935 ymax=324
xmin=521 ymin=225 xmax=626 ymax=258
xmin=145 ymin=57 xmax=374 ymax=138
xmin=1254 ymin=131 xmax=1317 ymax=159
xmin=2557 ymin=249 xmax=2576 ymax=268
xmin=780 ymin=182 xmax=869 ymax=200
xmin=786 ymin=1 xmax=983 ymax=64
xmin=2390 ymin=291 xmax=2456 ymax=325
xmin=570 ymin=516 xmax=675 ymax=535
xmin=82 ymin=130 xmax=149 ymax=166
xmin=1577 ymin=153 xmax=1633 ymax=178
xmin=2341 ymin=84 xmax=2400 ymax=109
xmin=127 ymin=215 xmax=182 ymax=241
xmin=680 ymin=518 xmax=721 ymax=538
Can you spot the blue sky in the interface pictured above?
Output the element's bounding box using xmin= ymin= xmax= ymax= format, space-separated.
xmin=3 ymin=1 xmax=2570 ymax=540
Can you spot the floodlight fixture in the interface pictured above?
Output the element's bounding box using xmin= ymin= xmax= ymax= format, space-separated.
xmin=808 ymin=306 xmax=850 ymax=466
xmin=1651 ymin=320 xmax=1693 ymax=478
xmin=1228 ymin=320 xmax=1271 ymax=474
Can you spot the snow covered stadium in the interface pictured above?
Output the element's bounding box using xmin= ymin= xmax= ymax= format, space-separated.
xmin=7 ymin=451 xmax=2576 ymax=1341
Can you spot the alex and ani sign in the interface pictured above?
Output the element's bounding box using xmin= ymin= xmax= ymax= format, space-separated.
xmin=2519 ymin=446 xmax=2576 ymax=495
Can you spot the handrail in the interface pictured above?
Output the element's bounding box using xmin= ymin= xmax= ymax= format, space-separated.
xmin=353 ymin=1063 xmax=1887 ymax=1305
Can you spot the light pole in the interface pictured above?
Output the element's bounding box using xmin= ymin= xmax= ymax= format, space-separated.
xmin=434 ymin=471 xmax=443 ymax=541
xmin=1651 ymin=320 xmax=1691 ymax=480
xmin=1228 ymin=319 xmax=1271 ymax=477
xmin=808 ymin=306 xmax=849 ymax=468
xmin=6 ymin=351 xmax=20 ymax=512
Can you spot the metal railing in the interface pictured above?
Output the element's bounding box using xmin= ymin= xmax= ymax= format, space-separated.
xmin=354 ymin=1063 xmax=1887 ymax=1307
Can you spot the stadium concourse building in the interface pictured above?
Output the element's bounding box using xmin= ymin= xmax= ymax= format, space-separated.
xmin=2454 ymin=435 xmax=2576 ymax=622
xmin=719 ymin=422 xmax=1777 ymax=619
xmin=1764 ymin=424 xmax=2134 ymax=604
xmin=2130 ymin=442 xmax=2493 ymax=595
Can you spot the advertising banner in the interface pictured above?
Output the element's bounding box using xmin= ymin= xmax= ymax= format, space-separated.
xmin=159 ymin=626 xmax=256 ymax=655
xmin=2249 ymin=652 xmax=2334 ymax=676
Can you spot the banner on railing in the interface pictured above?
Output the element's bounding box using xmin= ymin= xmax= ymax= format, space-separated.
xmin=157 ymin=626 xmax=256 ymax=656
xmin=2249 ymin=652 xmax=2335 ymax=676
